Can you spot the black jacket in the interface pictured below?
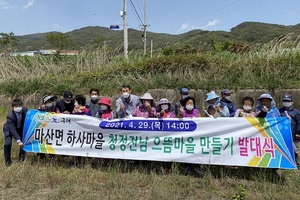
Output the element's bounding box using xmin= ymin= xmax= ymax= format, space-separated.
xmin=3 ymin=107 xmax=28 ymax=142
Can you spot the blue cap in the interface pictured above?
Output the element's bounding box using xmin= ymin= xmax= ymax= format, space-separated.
xmin=181 ymin=88 xmax=189 ymax=94
xmin=221 ymin=89 xmax=232 ymax=95
xmin=282 ymin=94 xmax=292 ymax=101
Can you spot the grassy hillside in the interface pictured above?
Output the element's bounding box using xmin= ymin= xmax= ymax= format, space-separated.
xmin=1 ymin=34 xmax=300 ymax=100
xmin=12 ymin=22 xmax=300 ymax=52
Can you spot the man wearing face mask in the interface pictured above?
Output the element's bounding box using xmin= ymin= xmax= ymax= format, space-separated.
xmin=3 ymin=98 xmax=28 ymax=166
xmin=85 ymin=88 xmax=100 ymax=117
xmin=115 ymin=84 xmax=140 ymax=118
xmin=174 ymin=88 xmax=189 ymax=116
xmin=220 ymin=89 xmax=236 ymax=117
xmin=279 ymin=94 xmax=300 ymax=168
xmin=56 ymin=91 xmax=75 ymax=114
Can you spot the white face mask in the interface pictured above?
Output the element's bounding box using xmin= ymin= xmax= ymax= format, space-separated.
xmin=14 ymin=107 xmax=22 ymax=113
xmin=100 ymin=105 xmax=108 ymax=110
xmin=64 ymin=100 xmax=71 ymax=104
xmin=225 ymin=96 xmax=231 ymax=101
xmin=182 ymin=95 xmax=188 ymax=99
xmin=122 ymin=92 xmax=130 ymax=99
xmin=91 ymin=95 xmax=98 ymax=100
xmin=161 ymin=104 xmax=169 ymax=111
xmin=186 ymin=105 xmax=194 ymax=111
xmin=283 ymin=102 xmax=292 ymax=108
xmin=74 ymin=102 xmax=79 ymax=108
xmin=243 ymin=105 xmax=252 ymax=111
xmin=46 ymin=102 xmax=54 ymax=108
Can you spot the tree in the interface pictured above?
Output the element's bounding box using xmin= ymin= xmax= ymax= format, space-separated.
xmin=46 ymin=32 xmax=74 ymax=52
xmin=0 ymin=32 xmax=19 ymax=55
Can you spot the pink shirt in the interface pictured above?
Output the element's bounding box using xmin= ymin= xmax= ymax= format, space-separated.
xmin=132 ymin=106 xmax=157 ymax=118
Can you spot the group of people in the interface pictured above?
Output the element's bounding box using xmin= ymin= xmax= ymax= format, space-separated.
xmin=2 ymin=84 xmax=300 ymax=169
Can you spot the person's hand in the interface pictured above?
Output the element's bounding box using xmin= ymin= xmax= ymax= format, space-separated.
xmin=262 ymin=106 xmax=268 ymax=112
xmin=214 ymin=105 xmax=220 ymax=112
xmin=239 ymin=111 xmax=244 ymax=117
xmin=18 ymin=141 xmax=24 ymax=148
xmin=63 ymin=111 xmax=70 ymax=114
xmin=161 ymin=110 xmax=165 ymax=116
xmin=145 ymin=101 xmax=151 ymax=109
xmin=120 ymin=103 xmax=125 ymax=110
xmin=179 ymin=106 xmax=184 ymax=114
xmin=295 ymin=134 xmax=300 ymax=140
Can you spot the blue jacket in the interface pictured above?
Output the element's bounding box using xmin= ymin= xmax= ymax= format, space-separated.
xmin=220 ymin=99 xmax=236 ymax=117
xmin=279 ymin=106 xmax=300 ymax=139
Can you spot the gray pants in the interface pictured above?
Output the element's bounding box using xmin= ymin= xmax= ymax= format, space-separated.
xmin=294 ymin=140 xmax=300 ymax=168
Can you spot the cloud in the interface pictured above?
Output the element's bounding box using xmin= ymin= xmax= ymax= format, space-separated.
xmin=0 ymin=0 xmax=12 ymax=9
xmin=23 ymin=0 xmax=34 ymax=9
xmin=178 ymin=20 xmax=220 ymax=32
xmin=200 ymin=20 xmax=220 ymax=29
xmin=52 ymin=24 xmax=60 ymax=29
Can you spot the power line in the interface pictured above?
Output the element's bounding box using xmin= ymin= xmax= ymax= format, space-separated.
xmin=129 ymin=0 xmax=143 ymax=25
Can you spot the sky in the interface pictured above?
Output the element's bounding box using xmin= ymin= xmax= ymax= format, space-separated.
xmin=1 ymin=0 xmax=300 ymax=36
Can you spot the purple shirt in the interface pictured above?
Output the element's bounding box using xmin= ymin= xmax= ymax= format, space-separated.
xmin=182 ymin=108 xmax=199 ymax=118
xmin=132 ymin=106 xmax=157 ymax=118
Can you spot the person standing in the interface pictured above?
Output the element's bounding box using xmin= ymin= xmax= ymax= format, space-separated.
xmin=56 ymin=91 xmax=74 ymax=114
xmin=115 ymin=84 xmax=140 ymax=118
xmin=220 ymin=89 xmax=236 ymax=117
xmin=86 ymin=88 xmax=100 ymax=117
xmin=174 ymin=88 xmax=189 ymax=116
xmin=279 ymin=94 xmax=300 ymax=168
xmin=3 ymin=98 xmax=28 ymax=166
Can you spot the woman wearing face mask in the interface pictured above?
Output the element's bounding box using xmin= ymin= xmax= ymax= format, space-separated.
xmin=205 ymin=91 xmax=230 ymax=118
xmin=37 ymin=95 xmax=57 ymax=163
xmin=255 ymin=93 xmax=280 ymax=118
xmin=156 ymin=98 xmax=176 ymax=118
xmin=132 ymin=93 xmax=157 ymax=118
xmin=38 ymin=95 xmax=57 ymax=112
xmin=234 ymin=96 xmax=256 ymax=117
xmin=177 ymin=96 xmax=200 ymax=118
xmin=96 ymin=97 xmax=115 ymax=120
xmin=72 ymin=95 xmax=89 ymax=115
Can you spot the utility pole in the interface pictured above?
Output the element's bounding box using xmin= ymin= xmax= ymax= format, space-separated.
xmin=123 ymin=0 xmax=128 ymax=59
xmin=143 ymin=0 xmax=147 ymax=56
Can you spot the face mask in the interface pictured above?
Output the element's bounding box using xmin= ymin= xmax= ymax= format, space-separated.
xmin=122 ymin=92 xmax=130 ymax=99
xmin=225 ymin=96 xmax=231 ymax=101
xmin=182 ymin=95 xmax=188 ymax=99
xmin=14 ymin=107 xmax=22 ymax=113
xmin=243 ymin=105 xmax=252 ymax=111
xmin=100 ymin=105 xmax=108 ymax=110
xmin=186 ymin=105 xmax=194 ymax=111
xmin=74 ymin=102 xmax=79 ymax=107
xmin=283 ymin=102 xmax=292 ymax=108
xmin=91 ymin=95 xmax=98 ymax=100
xmin=161 ymin=104 xmax=169 ymax=111
xmin=64 ymin=100 xmax=71 ymax=104
xmin=46 ymin=102 xmax=54 ymax=108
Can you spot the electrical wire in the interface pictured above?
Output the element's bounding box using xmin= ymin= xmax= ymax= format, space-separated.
xmin=129 ymin=0 xmax=143 ymax=25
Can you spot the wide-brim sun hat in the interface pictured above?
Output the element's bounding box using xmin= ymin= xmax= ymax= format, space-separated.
xmin=257 ymin=93 xmax=273 ymax=101
xmin=42 ymin=95 xmax=57 ymax=104
xmin=98 ymin=97 xmax=112 ymax=106
xmin=205 ymin=91 xmax=219 ymax=102
xmin=159 ymin=98 xmax=170 ymax=105
xmin=140 ymin=93 xmax=153 ymax=100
